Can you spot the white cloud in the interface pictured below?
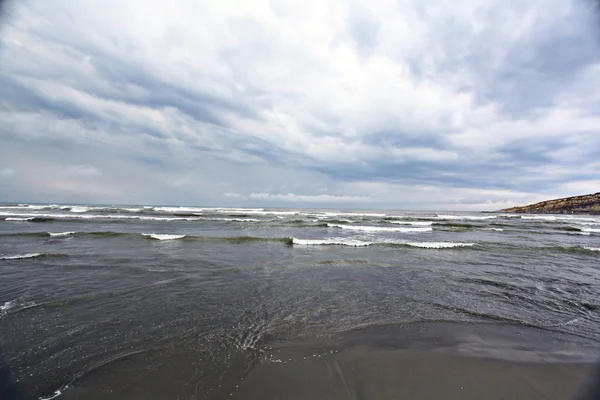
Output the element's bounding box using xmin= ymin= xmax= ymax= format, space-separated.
xmin=0 ymin=0 xmax=599 ymax=207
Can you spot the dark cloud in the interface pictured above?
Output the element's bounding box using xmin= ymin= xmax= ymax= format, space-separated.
xmin=0 ymin=0 xmax=599 ymax=208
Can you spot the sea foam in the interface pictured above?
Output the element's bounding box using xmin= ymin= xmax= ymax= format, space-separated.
xmin=327 ymin=224 xmax=432 ymax=233
xmin=584 ymin=247 xmax=600 ymax=252
xmin=0 ymin=253 xmax=42 ymax=260
xmin=48 ymin=232 xmax=76 ymax=237
xmin=292 ymin=238 xmax=474 ymax=248
xmin=387 ymin=220 xmax=433 ymax=226
xmin=437 ymin=215 xmax=497 ymax=220
xmin=142 ymin=233 xmax=186 ymax=240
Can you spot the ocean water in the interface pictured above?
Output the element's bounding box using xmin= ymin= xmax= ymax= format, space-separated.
xmin=1 ymin=203 xmax=599 ymax=399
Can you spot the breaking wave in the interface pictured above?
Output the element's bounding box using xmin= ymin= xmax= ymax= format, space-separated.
xmin=142 ymin=233 xmax=187 ymax=241
xmin=436 ymin=215 xmax=497 ymax=220
xmin=386 ymin=220 xmax=433 ymax=226
xmin=49 ymin=232 xmax=76 ymax=237
xmin=0 ymin=253 xmax=66 ymax=260
xmin=292 ymin=238 xmax=474 ymax=248
xmin=327 ymin=224 xmax=432 ymax=233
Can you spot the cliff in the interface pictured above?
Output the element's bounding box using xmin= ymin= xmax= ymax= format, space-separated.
xmin=499 ymin=192 xmax=600 ymax=214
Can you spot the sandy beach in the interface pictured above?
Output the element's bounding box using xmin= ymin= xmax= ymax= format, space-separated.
xmin=234 ymin=346 xmax=596 ymax=400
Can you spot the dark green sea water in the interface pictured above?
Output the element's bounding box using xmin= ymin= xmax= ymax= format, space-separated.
xmin=1 ymin=204 xmax=599 ymax=399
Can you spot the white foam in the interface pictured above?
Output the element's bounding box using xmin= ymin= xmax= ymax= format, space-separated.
xmin=292 ymin=238 xmax=474 ymax=249
xmin=142 ymin=233 xmax=186 ymax=240
xmin=153 ymin=206 xmax=266 ymax=213
xmin=327 ymin=224 xmax=432 ymax=233
xmin=403 ymin=242 xmax=475 ymax=249
xmin=437 ymin=215 xmax=497 ymax=220
xmin=484 ymin=228 xmax=504 ymax=232
xmin=321 ymin=212 xmax=386 ymax=218
xmin=200 ymin=217 xmax=262 ymax=222
xmin=39 ymin=389 xmax=63 ymax=400
xmin=48 ymin=232 xmax=75 ymax=237
xmin=581 ymin=227 xmax=600 ymax=233
xmin=0 ymin=253 xmax=42 ymax=260
xmin=584 ymin=247 xmax=600 ymax=252
xmin=521 ymin=215 xmax=599 ymax=223
xmin=387 ymin=220 xmax=433 ymax=226
xmin=293 ymin=238 xmax=373 ymax=247
xmin=1 ymin=301 xmax=14 ymax=312
xmin=0 ymin=212 xmax=200 ymax=221
xmin=5 ymin=217 xmax=34 ymax=221
xmin=70 ymin=206 xmax=89 ymax=213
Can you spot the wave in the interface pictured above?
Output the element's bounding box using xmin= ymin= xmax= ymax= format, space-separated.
xmin=546 ymin=246 xmax=600 ymax=254
xmin=520 ymin=215 xmax=599 ymax=223
xmin=434 ymin=222 xmax=474 ymax=229
xmin=581 ymin=227 xmax=600 ymax=234
xmin=70 ymin=206 xmax=89 ymax=213
xmin=198 ymin=217 xmax=263 ymax=222
xmin=142 ymin=233 xmax=187 ymax=241
xmin=0 ymin=253 xmax=66 ymax=260
xmin=386 ymin=220 xmax=433 ymax=226
xmin=483 ymin=228 xmax=504 ymax=232
xmin=49 ymin=231 xmax=76 ymax=237
xmin=1 ymin=300 xmax=15 ymax=312
xmin=320 ymin=212 xmax=387 ymax=218
xmin=293 ymin=238 xmax=374 ymax=246
xmin=5 ymin=217 xmax=34 ymax=221
xmin=292 ymin=238 xmax=474 ymax=248
xmin=0 ymin=212 xmax=200 ymax=222
xmin=327 ymin=224 xmax=432 ymax=233
xmin=436 ymin=214 xmax=497 ymax=220
xmin=153 ymin=206 xmax=265 ymax=213
xmin=402 ymin=242 xmax=475 ymax=249
xmin=555 ymin=226 xmax=582 ymax=232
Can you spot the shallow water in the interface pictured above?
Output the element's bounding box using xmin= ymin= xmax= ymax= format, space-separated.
xmin=0 ymin=204 xmax=599 ymax=398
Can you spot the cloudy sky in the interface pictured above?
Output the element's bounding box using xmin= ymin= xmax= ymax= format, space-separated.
xmin=1 ymin=0 xmax=599 ymax=210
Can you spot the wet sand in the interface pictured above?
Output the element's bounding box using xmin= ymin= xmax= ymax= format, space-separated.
xmin=235 ymin=346 xmax=595 ymax=400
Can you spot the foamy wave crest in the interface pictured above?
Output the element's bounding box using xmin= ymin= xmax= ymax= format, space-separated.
xmin=436 ymin=215 xmax=497 ymax=220
xmin=328 ymin=224 xmax=432 ymax=233
xmin=581 ymin=227 xmax=600 ymax=234
xmin=0 ymin=253 xmax=42 ymax=260
xmin=292 ymin=238 xmax=474 ymax=248
xmin=320 ymin=212 xmax=386 ymax=218
xmin=0 ymin=212 xmax=199 ymax=222
xmin=293 ymin=238 xmax=373 ymax=246
xmin=70 ymin=206 xmax=89 ymax=213
xmin=387 ymin=220 xmax=433 ymax=226
xmin=49 ymin=232 xmax=75 ymax=237
xmin=142 ymin=233 xmax=186 ymax=240
xmin=484 ymin=228 xmax=504 ymax=232
xmin=1 ymin=301 xmax=15 ymax=312
xmin=154 ymin=206 xmax=265 ymax=213
xmin=403 ymin=242 xmax=475 ymax=249
xmin=584 ymin=247 xmax=600 ymax=252
xmin=521 ymin=215 xmax=599 ymax=223
xmin=200 ymin=217 xmax=262 ymax=222
xmin=5 ymin=217 xmax=34 ymax=221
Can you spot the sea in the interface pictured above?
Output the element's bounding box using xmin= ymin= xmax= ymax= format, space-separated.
xmin=1 ymin=203 xmax=599 ymax=399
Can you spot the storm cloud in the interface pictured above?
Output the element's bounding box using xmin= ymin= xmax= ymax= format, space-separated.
xmin=1 ymin=0 xmax=599 ymax=210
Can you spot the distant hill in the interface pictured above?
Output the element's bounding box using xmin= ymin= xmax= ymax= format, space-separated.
xmin=499 ymin=192 xmax=600 ymax=214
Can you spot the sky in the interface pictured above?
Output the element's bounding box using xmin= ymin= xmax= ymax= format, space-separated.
xmin=1 ymin=0 xmax=599 ymax=210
